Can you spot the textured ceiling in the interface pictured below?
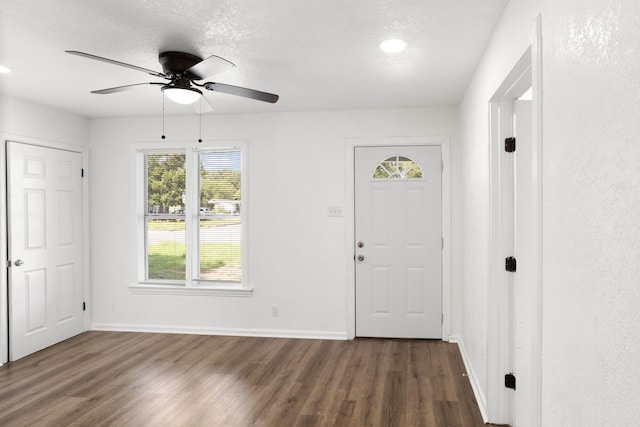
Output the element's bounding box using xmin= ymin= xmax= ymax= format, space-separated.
xmin=0 ymin=0 xmax=508 ymax=118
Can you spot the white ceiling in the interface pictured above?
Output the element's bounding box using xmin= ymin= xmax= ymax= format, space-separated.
xmin=0 ymin=0 xmax=508 ymax=118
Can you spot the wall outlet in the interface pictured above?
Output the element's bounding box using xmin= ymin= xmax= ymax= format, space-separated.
xmin=271 ymin=305 xmax=280 ymax=317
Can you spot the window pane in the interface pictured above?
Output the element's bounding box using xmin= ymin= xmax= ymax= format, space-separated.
xmin=199 ymin=218 xmax=241 ymax=281
xmin=146 ymin=153 xmax=186 ymax=214
xmin=145 ymin=152 xmax=186 ymax=281
xmin=372 ymin=155 xmax=423 ymax=180
xmin=147 ymin=218 xmax=186 ymax=280
xmin=199 ymin=150 xmax=242 ymax=282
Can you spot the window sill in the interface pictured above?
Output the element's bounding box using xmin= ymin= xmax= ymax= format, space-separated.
xmin=129 ymin=283 xmax=253 ymax=297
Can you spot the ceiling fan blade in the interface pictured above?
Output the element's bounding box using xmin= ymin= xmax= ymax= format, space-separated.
xmin=196 ymin=94 xmax=215 ymax=113
xmin=185 ymin=54 xmax=236 ymax=80
xmin=203 ymin=82 xmax=279 ymax=103
xmin=190 ymin=94 xmax=215 ymax=114
xmin=91 ymin=82 xmax=165 ymax=94
xmin=66 ymin=50 xmax=167 ymax=79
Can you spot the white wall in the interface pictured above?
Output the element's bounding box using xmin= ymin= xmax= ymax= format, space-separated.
xmin=88 ymin=108 xmax=460 ymax=338
xmin=0 ymin=95 xmax=90 ymax=363
xmin=539 ymin=0 xmax=640 ymax=425
xmin=0 ymin=95 xmax=89 ymax=144
xmin=459 ymin=0 xmax=640 ymax=425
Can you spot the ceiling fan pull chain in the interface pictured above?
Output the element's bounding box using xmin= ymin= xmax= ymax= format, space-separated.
xmin=161 ymin=94 xmax=166 ymax=140
xmin=198 ymin=98 xmax=203 ymax=143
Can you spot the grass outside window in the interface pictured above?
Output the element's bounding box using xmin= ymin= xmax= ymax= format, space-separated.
xmin=148 ymin=241 xmax=241 ymax=281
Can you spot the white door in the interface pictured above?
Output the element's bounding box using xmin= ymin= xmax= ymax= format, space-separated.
xmin=355 ymin=145 xmax=442 ymax=338
xmin=513 ymin=99 xmax=538 ymax=424
xmin=7 ymin=142 xmax=85 ymax=361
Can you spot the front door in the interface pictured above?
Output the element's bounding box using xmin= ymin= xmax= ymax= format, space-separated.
xmin=7 ymin=142 xmax=85 ymax=361
xmin=355 ymin=145 xmax=442 ymax=338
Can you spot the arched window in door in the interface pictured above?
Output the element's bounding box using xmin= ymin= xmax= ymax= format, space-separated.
xmin=373 ymin=155 xmax=423 ymax=179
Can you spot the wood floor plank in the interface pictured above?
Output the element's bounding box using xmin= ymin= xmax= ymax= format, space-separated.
xmin=0 ymin=332 xmax=485 ymax=426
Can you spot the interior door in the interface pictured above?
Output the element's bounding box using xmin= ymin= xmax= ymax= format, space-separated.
xmin=513 ymin=98 xmax=536 ymax=424
xmin=355 ymin=145 xmax=442 ymax=338
xmin=7 ymin=142 xmax=85 ymax=361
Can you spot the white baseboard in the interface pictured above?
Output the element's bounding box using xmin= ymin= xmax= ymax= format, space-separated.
xmin=90 ymin=323 xmax=348 ymax=341
xmin=449 ymin=335 xmax=489 ymax=423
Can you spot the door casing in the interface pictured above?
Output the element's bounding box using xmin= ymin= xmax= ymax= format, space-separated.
xmin=345 ymin=136 xmax=451 ymax=341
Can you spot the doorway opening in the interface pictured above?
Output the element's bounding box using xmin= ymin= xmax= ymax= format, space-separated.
xmin=487 ymin=20 xmax=542 ymax=426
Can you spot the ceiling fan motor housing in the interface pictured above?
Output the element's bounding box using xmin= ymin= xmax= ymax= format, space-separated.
xmin=168 ymin=77 xmax=195 ymax=90
xmin=158 ymin=51 xmax=203 ymax=78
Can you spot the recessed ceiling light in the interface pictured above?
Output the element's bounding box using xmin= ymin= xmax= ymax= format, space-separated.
xmin=0 ymin=65 xmax=11 ymax=74
xmin=379 ymin=39 xmax=408 ymax=53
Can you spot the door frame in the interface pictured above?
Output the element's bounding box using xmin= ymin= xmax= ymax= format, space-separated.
xmin=1 ymin=137 xmax=90 ymax=364
xmin=487 ymin=16 xmax=542 ymax=426
xmin=345 ymin=136 xmax=451 ymax=340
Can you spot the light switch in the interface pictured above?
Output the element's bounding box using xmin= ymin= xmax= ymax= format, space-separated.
xmin=327 ymin=206 xmax=343 ymax=217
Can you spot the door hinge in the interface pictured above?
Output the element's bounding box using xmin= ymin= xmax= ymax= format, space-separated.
xmin=7 ymin=260 xmax=11 ymax=267
xmin=81 ymin=168 xmax=85 ymax=177
xmin=83 ymin=302 xmax=86 ymax=311
xmin=505 ymin=256 xmax=517 ymax=272
xmin=505 ymin=373 xmax=516 ymax=390
xmin=505 ymin=137 xmax=516 ymax=153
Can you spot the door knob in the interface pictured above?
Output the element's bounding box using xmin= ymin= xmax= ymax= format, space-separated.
xmin=14 ymin=259 xmax=24 ymax=266
xmin=357 ymin=255 xmax=365 ymax=261
xmin=357 ymin=241 xmax=364 ymax=248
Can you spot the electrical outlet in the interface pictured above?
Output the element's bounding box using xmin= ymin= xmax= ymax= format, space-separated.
xmin=271 ymin=305 xmax=280 ymax=317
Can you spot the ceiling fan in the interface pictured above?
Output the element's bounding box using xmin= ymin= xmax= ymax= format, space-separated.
xmin=65 ymin=50 xmax=279 ymax=106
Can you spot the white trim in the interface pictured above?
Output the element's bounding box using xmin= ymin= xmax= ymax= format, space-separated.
xmin=81 ymin=147 xmax=91 ymax=332
xmin=129 ymin=283 xmax=252 ymax=297
xmin=450 ymin=335 xmax=489 ymax=423
xmin=530 ymin=17 xmax=543 ymax=426
xmin=90 ymin=323 xmax=348 ymax=340
xmin=344 ymin=135 xmax=451 ymax=340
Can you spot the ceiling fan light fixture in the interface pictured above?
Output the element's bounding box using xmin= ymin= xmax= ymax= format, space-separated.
xmin=162 ymin=86 xmax=202 ymax=104
xmin=379 ymin=39 xmax=408 ymax=53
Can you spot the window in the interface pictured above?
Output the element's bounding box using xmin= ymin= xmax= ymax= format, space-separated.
xmin=137 ymin=147 xmax=246 ymax=291
xmin=373 ymin=155 xmax=423 ymax=179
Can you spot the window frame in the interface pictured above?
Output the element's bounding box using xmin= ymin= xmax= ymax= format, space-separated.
xmin=372 ymin=154 xmax=425 ymax=180
xmin=132 ymin=141 xmax=251 ymax=296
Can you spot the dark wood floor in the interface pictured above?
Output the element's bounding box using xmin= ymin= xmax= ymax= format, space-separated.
xmin=0 ymin=332 xmax=485 ymax=426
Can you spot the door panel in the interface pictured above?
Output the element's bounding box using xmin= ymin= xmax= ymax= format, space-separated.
xmin=25 ymin=268 xmax=47 ymax=332
xmin=7 ymin=142 xmax=85 ymax=361
xmin=513 ymin=99 xmax=536 ymax=423
xmin=355 ymin=145 xmax=442 ymax=338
